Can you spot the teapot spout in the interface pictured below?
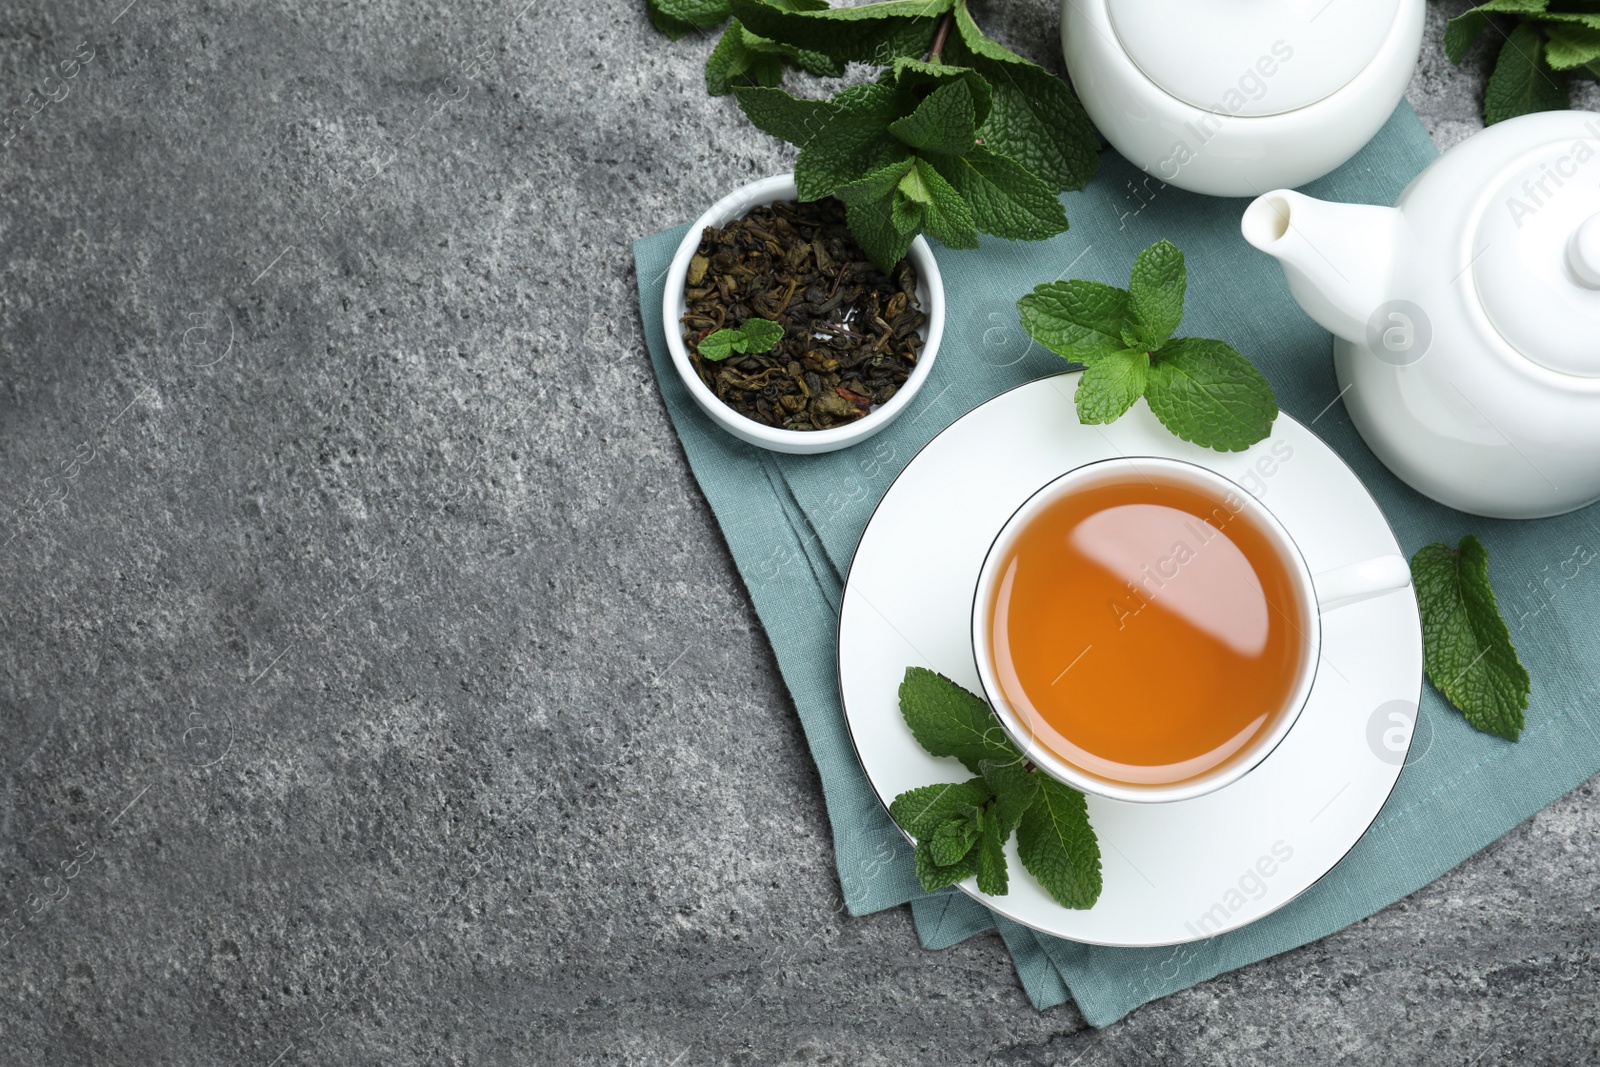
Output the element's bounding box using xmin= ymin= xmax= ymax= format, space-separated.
xmin=1242 ymin=190 xmax=1403 ymax=344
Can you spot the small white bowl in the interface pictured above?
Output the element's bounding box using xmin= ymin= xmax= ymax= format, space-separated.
xmin=662 ymin=174 xmax=945 ymax=455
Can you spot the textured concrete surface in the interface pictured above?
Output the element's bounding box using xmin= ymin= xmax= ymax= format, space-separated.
xmin=0 ymin=0 xmax=1595 ymax=1063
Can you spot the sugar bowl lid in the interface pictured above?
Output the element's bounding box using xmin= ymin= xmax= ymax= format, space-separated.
xmin=1473 ymin=131 xmax=1600 ymax=378
xmin=1105 ymin=0 xmax=1403 ymax=117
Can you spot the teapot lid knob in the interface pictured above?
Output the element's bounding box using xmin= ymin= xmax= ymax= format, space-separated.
xmin=1569 ymin=214 xmax=1600 ymax=289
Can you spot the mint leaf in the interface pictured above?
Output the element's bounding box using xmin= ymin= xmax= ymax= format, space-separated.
xmin=1445 ymin=9 xmax=1495 ymax=63
xmin=1017 ymin=279 xmax=1130 ymax=361
xmin=974 ymin=814 xmax=1008 ymax=895
xmin=897 ymin=157 xmax=979 ymax=249
xmin=696 ymin=318 xmax=783 ymax=361
xmin=648 ymin=0 xmax=732 ymax=39
xmin=889 ymin=778 xmax=991 ymax=839
xmin=737 ymin=84 xmax=912 ymax=201
xmin=739 ymin=317 xmax=784 ymax=352
xmin=947 ymin=0 xmax=1100 ymax=191
xmin=888 ymin=78 xmax=978 ymax=155
xmin=837 ymin=158 xmax=918 ymax=270
xmin=1144 ymin=337 xmax=1278 ymax=451
xmin=1412 ymin=536 xmax=1530 ymax=741
xmin=978 ymin=758 xmax=1039 ymax=837
xmin=1125 ymin=239 xmax=1186 ymax=350
xmin=728 ymin=0 xmax=950 ymax=65
xmin=805 ymin=84 xmax=912 ymax=199
xmin=950 ymin=0 xmax=1025 ymax=64
xmin=929 ymin=145 xmax=1069 ymax=241
xmin=914 ymin=837 xmax=979 ymax=891
xmin=1076 ymin=349 xmax=1150 ymax=424
xmin=887 ymin=57 xmax=992 ymax=127
xmin=1484 ymin=22 xmax=1568 ymax=124
xmin=898 ymin=666 xmax=1020 ymax=774
xmin=706 ymin=23 xmax=785 ymax=95
xmin=734 ymin=85 xmax=834 ymax=145
xmin=929 ymin=807 xmax=982 ymax=866
xmin=957 ymin=52 xmax=1099 ymax=193
xmin=1539 ymin=11 xmax=1600 ymax=31
xmin=1016 ymin=776 xmax=1101 ymax=910
xmin=1446 ymin=0 xmax=1552 ymax=62
xmin=697 ymin=328 xmax=744 ymax=362
xmin=1542 ymin=22 xmax=1600 ymax=69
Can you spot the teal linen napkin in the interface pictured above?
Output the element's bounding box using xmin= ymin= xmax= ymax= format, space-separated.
xmin=632 ymin=103 xmax=1600 ymax=1026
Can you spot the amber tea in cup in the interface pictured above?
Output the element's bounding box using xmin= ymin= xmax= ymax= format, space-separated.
xmin=973 ymin=458 xmax=1319 ymax=802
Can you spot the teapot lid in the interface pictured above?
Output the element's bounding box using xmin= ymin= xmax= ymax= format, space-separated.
xmin=1105 ymin=0 xmax=1402 ymax=118
xmin=1473 ymin=140 xmax=1600 ymax=377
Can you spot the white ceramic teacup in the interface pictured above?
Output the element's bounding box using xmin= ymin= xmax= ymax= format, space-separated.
xmin=970 ymin=456 xmax=1411 ymax=804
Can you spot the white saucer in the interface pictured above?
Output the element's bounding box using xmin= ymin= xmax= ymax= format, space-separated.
xmin=837 ymin=373 xmax=1422 ymax=947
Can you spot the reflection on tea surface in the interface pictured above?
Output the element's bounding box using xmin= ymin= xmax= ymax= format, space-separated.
xmin=989 ymin=475 xmax=1308 ymax=787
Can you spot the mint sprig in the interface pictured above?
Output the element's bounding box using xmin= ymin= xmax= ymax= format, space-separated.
xmin=1444 ymin=1 xmax=1598 ymax=125
xmin=1412 ymin=535 xmax=1530 ymax=742
xmin=1018 ymin=240 xmax=1279 ymax=452
xmin=694 ymin=317 xmax=785 ymax=361
xmin=647 ymin=0 xmax=1099 ymax=272
xmin=890 ymin=667 xmax=1103 ymax=909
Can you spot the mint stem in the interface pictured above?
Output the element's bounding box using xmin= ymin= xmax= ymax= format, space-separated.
xmin=923 ymin=12 xmax=953 ymax=62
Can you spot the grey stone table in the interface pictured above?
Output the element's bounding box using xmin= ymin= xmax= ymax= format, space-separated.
xmin=0 ymin=1 xmax=1595 ymax=1063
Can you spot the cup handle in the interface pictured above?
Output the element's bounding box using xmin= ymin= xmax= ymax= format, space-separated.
xmin=1311 ymin=554 xmax=1412 ymax=612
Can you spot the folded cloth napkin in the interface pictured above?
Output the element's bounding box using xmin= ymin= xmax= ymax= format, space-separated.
xmin=632 ymin=103 xmax=1600 ymax=1026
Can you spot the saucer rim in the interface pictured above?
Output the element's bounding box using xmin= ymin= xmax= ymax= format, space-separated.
xmin=834 ymin=371 xmax=1421 ymax=948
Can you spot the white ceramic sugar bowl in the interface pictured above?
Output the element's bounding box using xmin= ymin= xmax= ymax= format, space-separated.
xmin=1062 ymin=0 xmax=1424 ymax=196
xmin=1243 ymin=111 xmax=1600 ymax=519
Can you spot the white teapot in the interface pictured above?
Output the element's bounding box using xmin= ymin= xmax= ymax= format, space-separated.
xmin=1243 ymin=111 xmax=1600 ymax=520
xmin=1062 ymin=0 xmax=1423 ymax=196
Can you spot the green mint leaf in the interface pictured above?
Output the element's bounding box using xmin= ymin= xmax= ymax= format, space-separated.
xmin=949 ymin=50 xmax=1099 ymax=193
xmin=928 ymin=145 xmax=1069 ymax=241
xmin=1484 ymin=22 xmax=1568 ymax=124
xmin=887 ymin=57 xmax=992 ymax=127
xmin=801 ymin=83 xmax=912 ymax=200
xmin=1539 ymin=11 xmax=1600 ymax=32
xmin=890 ymin=188 xmax=921 ymax=236
xmin=888 ymin=78 xmax=979 ymax=156
xmin=1125 ymin=239 xmax=1186 ymax=350
xmin=728 ymin=0 xmax=951 ymax=65
xmin=734 ymin=85 xmax=834 ymax=146
xmin=739 ymin=317 xmax=785 ymax=352
xmin=742 ymin=2 xmax=848 ymax=78
xmin=706 ymin=23 xmax=786 ymax=96
xmin=950 ymin=0 xmax=1026 ymax=64
xmin=1542 ymin=22 xmax=1600 ymax=69
xmin=889 ymin=778 xmax=991 ymax=840
xmin=898 ymin=157 xmax=979 ymax=249
xmin=1445 ymin=10 xmax=1494 ymax=63
xmin=838 ymin=158 xmax=918 ymax=271
xmin=978 ymin=758 xmax=1039 ymax=837
xmin=914 ymin=837 xmax=979 ymax=891
xmin=846 ymin=193 xmax=917 ymax=274
xmin=1412 ymin=536 xmax=1530 ymax=741
xmin=1016 ymin=279 xmax=1130 ymax=361
xmin=1016 ymin=776 xmax=1101 ymax=910
xmin=737 ymin=84 xmax=912 ymax=201
xmin=697 ymin=328 xmax=747 ymax=362
xmin=1144 ymin=337 xmax=1278 ymax=451
xmin=974 ymin=813 xmax=1009 ymax=895
xmin=648 ymin=0 xmax=732 ymax=39
xmin=1075 ymin=349 xmax=1150 ymax=424
xmin=898 ymin=666 xmax=1020 ymax=774
xmin=929 ymin=807 xmax=982 ymax=866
